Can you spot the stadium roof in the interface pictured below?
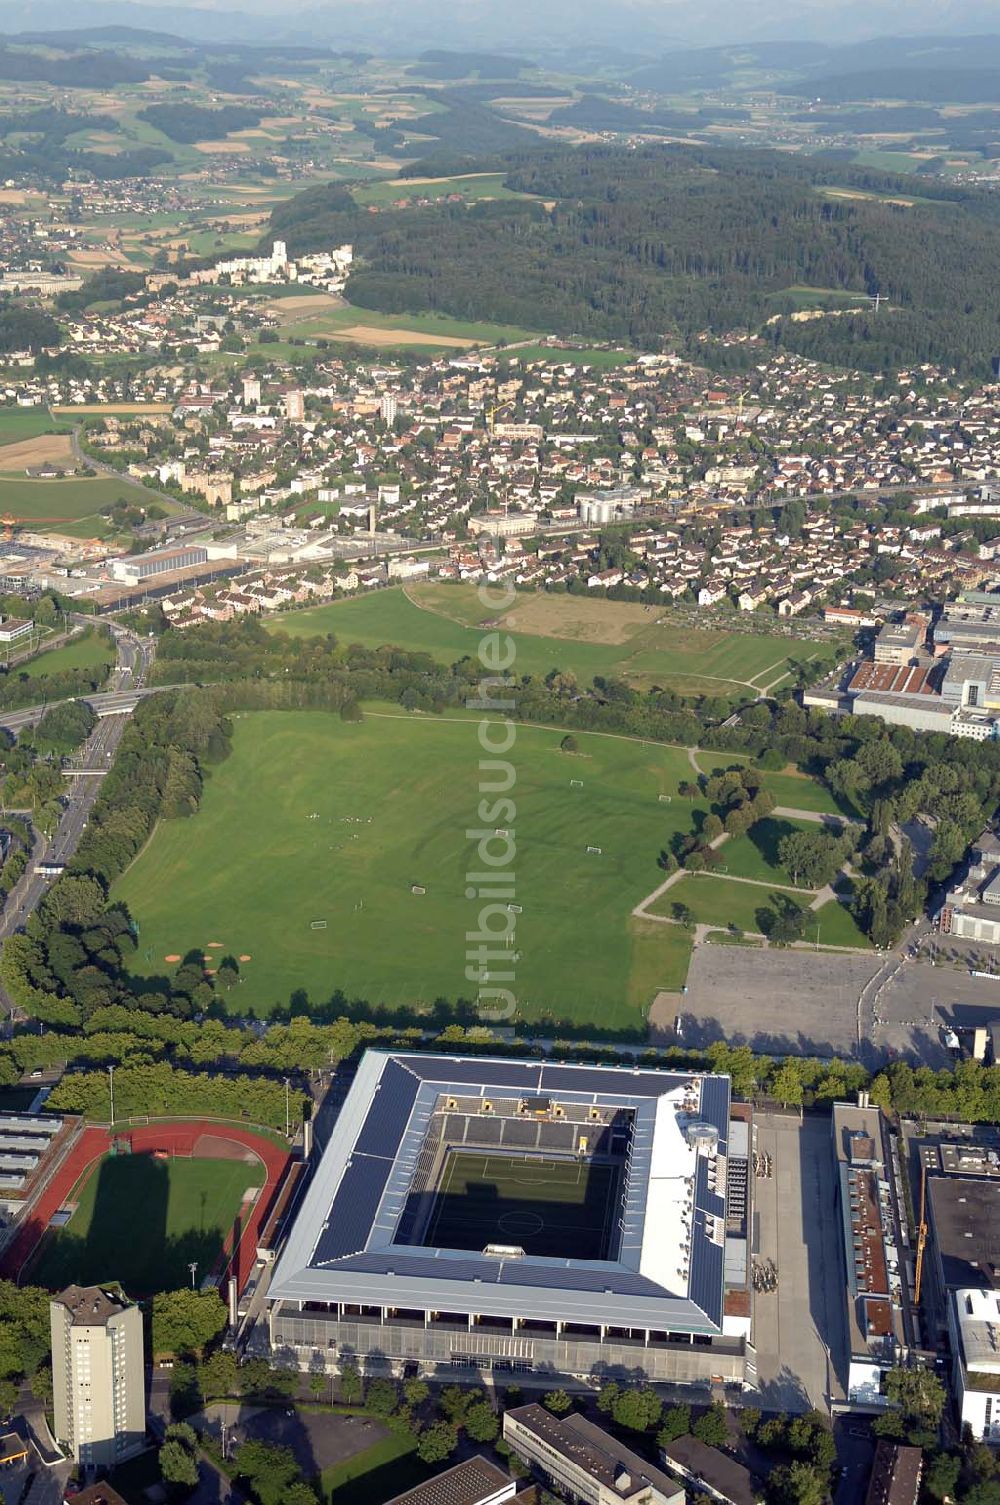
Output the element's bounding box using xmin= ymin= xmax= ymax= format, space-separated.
xmin=268 ymin=1051 xmax=731 ymax=1332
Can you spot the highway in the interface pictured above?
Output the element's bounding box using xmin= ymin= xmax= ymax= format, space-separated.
xmin=0 ymin=626 xmax=155 ymax=947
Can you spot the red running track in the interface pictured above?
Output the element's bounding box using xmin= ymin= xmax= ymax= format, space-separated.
xmin=0 ymin=1120 xmax=292 ymax=1295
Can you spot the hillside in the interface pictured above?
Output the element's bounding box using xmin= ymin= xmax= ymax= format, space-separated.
xmin=269 ymin=143 xmax=1000 ymax=374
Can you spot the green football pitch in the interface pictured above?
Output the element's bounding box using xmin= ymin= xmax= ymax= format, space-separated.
xmin=30 ymin=1154 xmax=264 ymax=1295
xmin=423 ymin=1151 xmax=620 ymax=1260
xmin=114 ymin=708 xmax=701 ymax=1028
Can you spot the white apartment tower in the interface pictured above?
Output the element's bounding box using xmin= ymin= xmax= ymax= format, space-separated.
xmin=51 ymin=1286 xmax=145 ymax=1469
xmin=379 ymin=393 xmax=398 ymax=426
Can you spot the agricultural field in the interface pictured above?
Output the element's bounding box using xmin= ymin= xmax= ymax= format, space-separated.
xmin=352 ymin=171 xmax=530 ymax=208
xmin=115 ymin=709 xmax=701 ymax=1030
xmin=269 ymin=585 xmax=843 ymax=699
xmin=0 ymin=475 xmax=150 ymax=531
xmin=260 ymin=294 xmax=540 ymax=351
xmin=0 ymin=409 xmax=68 ymax=446
xmin=30 ymin=1153 xmax=264 ymax=1295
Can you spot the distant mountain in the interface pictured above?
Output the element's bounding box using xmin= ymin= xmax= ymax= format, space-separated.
xmin=2 ymin=0 xmax=999 ymax=55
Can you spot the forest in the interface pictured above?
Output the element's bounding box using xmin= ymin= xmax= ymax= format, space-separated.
xmin=270 ymin=142 xmax=1000 ymax=375
xmin=137 ymin=103 xmax=264 ymax=144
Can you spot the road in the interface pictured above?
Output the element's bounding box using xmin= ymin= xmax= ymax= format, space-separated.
xmin=0 ymin=626 xmax=155 ymax=949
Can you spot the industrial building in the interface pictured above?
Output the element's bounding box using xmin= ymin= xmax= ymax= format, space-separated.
xmin=50 ymin=1285 xmax=145 ymax=1470
xmin=831 ymin=1101 xmax=909 ymax=1405
xmin=921 ymin=1146 xmax=1000 ymax=1442
xmin=939 ymin=827 xmax=1000 ymax=945
xmin=111 ymin=544 xmax=209 ymax=583
xmin=264 ymin=1051 xmax=754 ymax=1386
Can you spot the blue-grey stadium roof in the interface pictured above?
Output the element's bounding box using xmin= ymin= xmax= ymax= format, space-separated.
xmin=268 ymin=1051 xmax=732 ymax=1332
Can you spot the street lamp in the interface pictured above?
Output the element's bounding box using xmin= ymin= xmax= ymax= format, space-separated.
xmin=108 ymin=1064 xmax=115 ymax=1128
xmin=284 ymin=1077 xmax=290 ymax=1139
xmin=189 ymin=1261 xmax=198 ymax=1290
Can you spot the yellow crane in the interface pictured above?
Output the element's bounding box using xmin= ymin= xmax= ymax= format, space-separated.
xmin=485 ymin=400 xmax=515 ymax=436
xmin=914 ymin=1154 xmax=929 ymax=1305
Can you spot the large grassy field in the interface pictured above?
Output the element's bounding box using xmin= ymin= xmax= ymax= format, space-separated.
xmin=0 ymin=474 xmax=141 ymax=527
xmin=0 ymin=408 xmax=66 ymax=445
xmin=31 ymin=1154 xmax=264 ymax=1295
xmin=352 ymin=171 xmax=529 ymax=207
xmin=20 ymin=629 xmax=115 ymax=680
xmin=268 ymin=585 xmax=841 ymax=700
xmin=115 ymin=710 xmax=699 ymax=1030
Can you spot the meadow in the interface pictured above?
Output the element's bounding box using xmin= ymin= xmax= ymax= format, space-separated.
xmin=0 ymin=409 xmax=67 ymax=445
xmin=20 ymin=629 xmax=115 ymax=680
xmin=260 ymin=295 xmax=540 ymax=351
xmin=31 ymin=1154 xmax=263 ymax=1295
xmin=0 ymin=474 xmax=142 ymax=528
xmin=268 ymin=584 xmax=841 ymax=700
xmin=115 ymin=710 xmax=701 ymax=1030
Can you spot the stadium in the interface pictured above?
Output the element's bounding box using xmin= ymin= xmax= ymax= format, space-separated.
xmin=264 ymin=1052 xmax=754 ymax=1386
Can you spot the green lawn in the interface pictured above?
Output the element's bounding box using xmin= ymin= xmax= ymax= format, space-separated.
xmin=267 ymin=585 xmax=842 ymax=701
xmin=761 ymin=770 xmax=855 ymax=817
xmin=813 ymin=897 xmax=873 ymax=949
xmin=20 ymin=628 xmax=115 ymax=680
xmin=319 ymin=1433 xmax=428 ymax=1505
xmin=30 ymin=1154 xmax=264 ymax=1295
xmin=264 ymin=297 xmax=539 ymax=349
xmin=719 ymin=815 xmax=821 ymax=886
xmin=652 ymin=874 xmax=804 ymax=934
xmin=115 ymin=709 xmax=700 ymax=1030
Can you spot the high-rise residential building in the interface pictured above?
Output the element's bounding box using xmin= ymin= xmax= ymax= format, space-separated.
xmin=242 ymin=376 xmax=261 ymax=407
xmin=379 ymin=393 xmax=398 ymax=426
xmin=284 ymin=388 xmax=305 ymax=422
xmin=50 ymin=1286 xmax=145 ymax=1470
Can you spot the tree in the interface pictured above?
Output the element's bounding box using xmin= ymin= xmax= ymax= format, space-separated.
xmin=658 ymin=1404 xmax=691 ymax=1445
xmin=159 ymin=1422 xmax=199 ymax=1489
xmin=365 ymin=1377 xmax=399 ymax=1418
xmin=465 ymin=1402 xmax=499 ymax=1442
xmin=923 ymin=1453 xmax=961 ymax=1502
xmin=152 ymin=1289 xmax=227 ymax=1357
xmin=560 ymin=734 xmax=578 ymax=753
xmin=883 ymin=1365 xmax=946 ymax=1426
xmin=403 ymin=1378 xmax=429 ymax=1408
xmin=612 ymin=1387 xmax=662 ymax=1432
xmin=770 ymin=1461 xmax=827 ymax=1505
xmin=339 ymin=1362 xmax=362 ymax=1405
xmin=692 ymin=1402 xmax=728 ymax=1447
xmin=234 ymin=1441 xmax=315 ymax=1505
xmin=416 ymin=1422 xmax=458 ymax=1464
xmin=543 ymin=1389 xmax=572 ymax=1415
xmin=200 ymin=1350 xmax=238 ymax=1400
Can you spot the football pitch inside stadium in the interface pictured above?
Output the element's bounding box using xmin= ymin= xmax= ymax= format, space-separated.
xmin=421 ymin=1151 xmax=620 ymax=1260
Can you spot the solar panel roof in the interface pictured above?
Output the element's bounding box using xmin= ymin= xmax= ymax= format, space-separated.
xmin=269 ymin=1050 xmax=732 ymax=1332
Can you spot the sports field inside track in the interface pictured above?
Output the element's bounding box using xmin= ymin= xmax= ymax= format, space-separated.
xmin=30 ymin=1153 xmax=264 ymax=1294
xmin=268 ymin=585 xmax=843 ymax=699
xmin=115 ymin=709 xmax=712 ymax=1028
xmin=422 ymin=1151 xmax=619 ymax=1260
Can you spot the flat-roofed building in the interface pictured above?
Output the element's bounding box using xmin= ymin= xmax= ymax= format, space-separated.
xmin=504 ymin=1404 xmax=684 ymax=1505
xmin=832 ymin=1101 xmax=908 ymax=1405
xmin=874 ymin=620 xmax=925 ymax=665
xmin=382 ymin=1455 xmax=516 ymax=1505
xmin=948 ymin=1287 xmax=1000 ymax=1442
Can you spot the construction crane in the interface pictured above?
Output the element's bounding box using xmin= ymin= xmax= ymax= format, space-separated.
xmin=485 ymin=400 xmax=515 ymax=436
xmin=914 ymin=1154 xmax=929 ymax=1305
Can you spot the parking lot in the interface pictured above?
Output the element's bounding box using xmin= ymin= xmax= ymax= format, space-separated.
xmin=872 ymin=941 xmax=1000 ymax=1062
xmin=751 ymin=1111 xmax=848 ymax=1413
xmin=671 ymin=946 xmax=882 ymax=1059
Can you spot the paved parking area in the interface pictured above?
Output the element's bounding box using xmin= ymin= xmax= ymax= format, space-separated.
xmin=872 ymin=943 xmax=1000 ymax=1062
xmin=196 ymin=1401 xmax=389 ymax=1478
xmin=752 ymin=1111 xmax=847 ymax=1413
xmin=667 ymin=946 xmax=881 ymax=1059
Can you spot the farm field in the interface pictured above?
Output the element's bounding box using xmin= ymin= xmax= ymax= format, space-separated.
xmin=20 ymin=629 xmax=115 ymax=680
xmin=352 ymin=171 xmax=529 ymax=207
xmin=0 ymin=409 xmax=67 ymax=445
xmin=115 ymin=710 xmax=701 ymax=1029
xmin=268 ymin=584 xmax=842 ymax=700
xmin=0 ymin=475 xmax=142 ymax=528
xmin=30 ymin=1153 xmax=264 ymax=1295
xmin=260 ymin=296 xmax=539 ymax=351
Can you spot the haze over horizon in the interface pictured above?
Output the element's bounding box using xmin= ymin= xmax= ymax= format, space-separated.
xmin=1 ymin=0 xmax=997 ymax=51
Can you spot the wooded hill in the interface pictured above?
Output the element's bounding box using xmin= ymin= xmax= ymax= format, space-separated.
xmin=268 ymin=143 xmax=1000 ymax=374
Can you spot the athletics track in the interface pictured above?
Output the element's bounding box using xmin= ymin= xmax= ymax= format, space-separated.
xmin=0 ymin=1120 xmax=292 ymax=1294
